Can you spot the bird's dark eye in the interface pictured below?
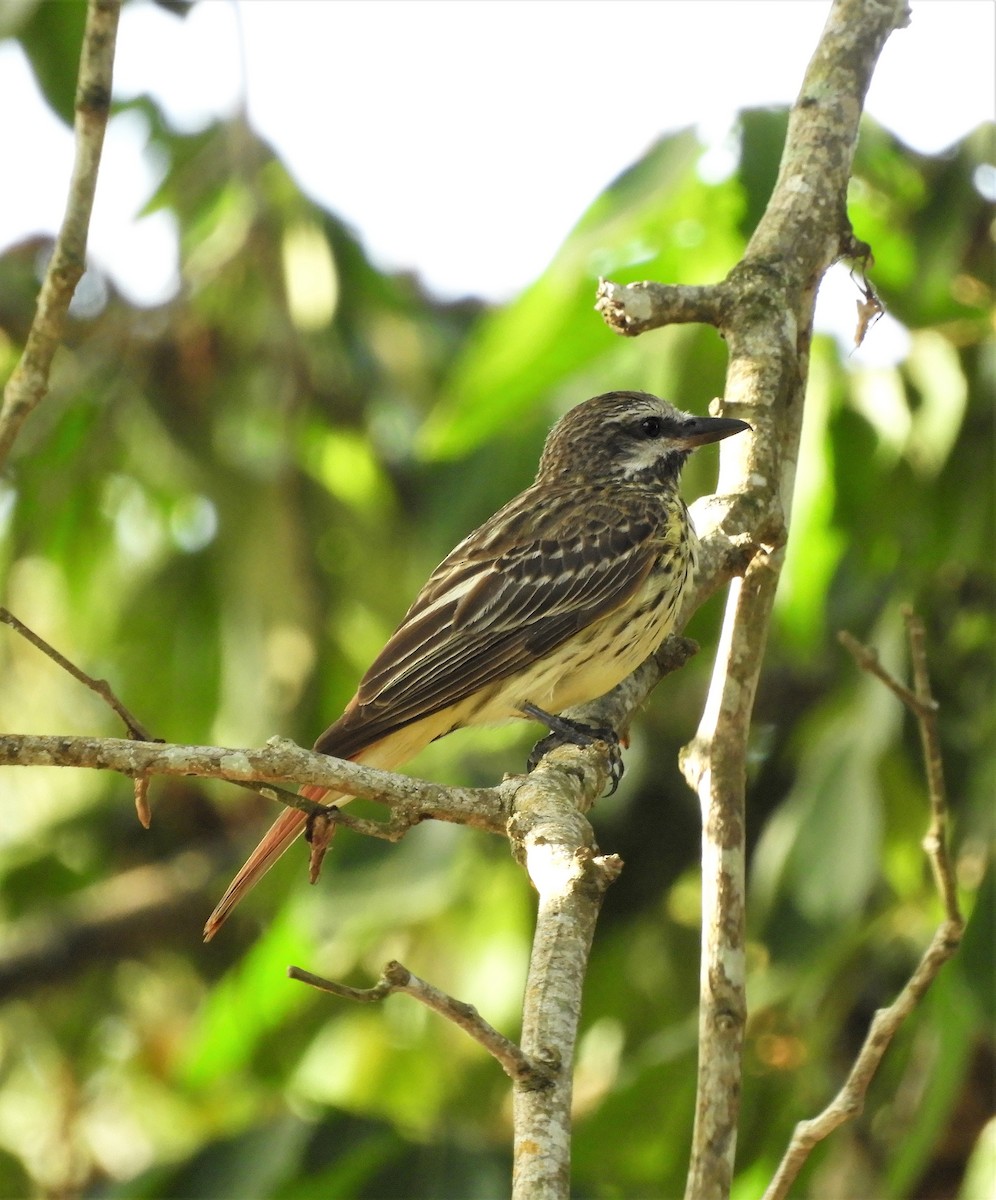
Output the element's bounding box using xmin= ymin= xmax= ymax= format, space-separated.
xmin=638 ymin=416 xmax=665 ymax=438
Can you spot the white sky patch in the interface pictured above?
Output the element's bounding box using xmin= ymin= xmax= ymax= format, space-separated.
xmin=0 ymin=0 xmax=992 ymax=313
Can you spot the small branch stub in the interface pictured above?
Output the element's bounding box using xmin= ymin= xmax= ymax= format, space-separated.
xmin=595 ymin=279 xmax=727 ymax=337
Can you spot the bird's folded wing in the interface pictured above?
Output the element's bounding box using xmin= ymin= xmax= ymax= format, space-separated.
xmin=321 ymin=490 xmax=666 ymax=751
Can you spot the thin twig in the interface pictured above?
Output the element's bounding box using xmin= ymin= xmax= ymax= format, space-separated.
xmin=764 ymin=612 xmax=964 ymax=1200
xmin=841 ymin=612 xmax=959 ymax=924
xmin=762 ymin=915 xmax=962 ymax=1200
xmin=1 ymin=607 xmax=154 ymax=740
xmin=1 ymin=604 xmax=165 ymax=826
xmin=287 ymin=965 xmax=394 ymax=1003
xmin=0 ymin=0 xmax=122 ymax=467
xmin=288 ymin=960 xmax=552 ymax=1086
xmin=837 ymin=629 xmax=936 ymax=720
xmin=903 ymin=606 xmax=960 ymax=924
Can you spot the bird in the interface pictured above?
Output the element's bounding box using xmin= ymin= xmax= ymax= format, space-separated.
xmin=203 ymin=390 xmax=750 ymax=940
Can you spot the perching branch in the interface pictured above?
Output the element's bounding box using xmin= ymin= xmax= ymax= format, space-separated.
xmin=0 ymin=632 xmax=700 ymax=856
xmin=595 ymin=2 xmax=911 ymax=1197
xmin=0 ymin=733 xmax=510 ymax=836
xmin=506 ymin=746 xmax=625 ymax=1200
xmin=763 ymin=609 xmax=963 ymax=1200
xmin=0 ymin=0 xmax=122 ymax=468
xmin=0 ymin=606 xmax=408 ymax=837
xmin=0 ymin=619 xmax=692 ymax=1199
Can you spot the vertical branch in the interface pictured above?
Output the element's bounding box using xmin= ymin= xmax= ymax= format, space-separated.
xmin=680 ymin=553 xmax=780 ymax=1199
xmin=0 ymin=0 xmax=122 ymax=468
xmin=508 ymin=749 xmax=622 ymax=1200
xmin=596 ymin=3 xmax=910 ymax=1195
xmin=504 ymin=638 xmax=699 ymax=1198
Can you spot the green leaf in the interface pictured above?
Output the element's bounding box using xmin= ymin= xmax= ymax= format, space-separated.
xmin=420 ymin=127 xmax=745 ymax=459
xmin=15 ymin=0 xmax=87 ymax=126
xmin=751 ymin=612 xmax=906 ymax=927
xmin=95 ymin=1115 xmax=312 ymax=1200
xmin=179 ymin=908 xmax=313 ymax=1089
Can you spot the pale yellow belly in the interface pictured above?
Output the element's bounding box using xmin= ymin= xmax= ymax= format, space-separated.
xmin=482 ymin=539 xmax=695 ymax=721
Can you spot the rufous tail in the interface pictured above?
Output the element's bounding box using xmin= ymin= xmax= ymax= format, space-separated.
xmin=202 ymin=784 xmax=329 ymax=942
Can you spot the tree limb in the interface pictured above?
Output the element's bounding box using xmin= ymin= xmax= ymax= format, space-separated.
xmin=0 ymin=0 xmax=122 ymax=468
xmin=595 ymin=280 xmax=730 ymax=337
xmin=680 ymin=551 xmax=780 ymax=1195
xmin=596 ymin=2 xmax=911 ymax=1196
xmin=0 ymin=733 xmax=509 ymax=834
xmin=0 ymin=623 xmax=694 ymax=1196
xmin=507 ymin=746 xmax=624 ymax=1200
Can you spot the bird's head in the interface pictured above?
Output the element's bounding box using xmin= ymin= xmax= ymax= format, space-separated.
xmin=536 ymin=391 xmax=751 ymax=486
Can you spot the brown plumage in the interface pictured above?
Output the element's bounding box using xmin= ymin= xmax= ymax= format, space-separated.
xmin=203 ymin=391 xmax=749 ymax=940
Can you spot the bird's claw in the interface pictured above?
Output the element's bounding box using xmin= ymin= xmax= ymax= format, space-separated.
xmin=521 ymin=703 xmax=625 ymax=795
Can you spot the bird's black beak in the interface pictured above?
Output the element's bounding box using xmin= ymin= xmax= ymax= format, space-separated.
xmin=675 ymin=414 xmax=752 ymax=448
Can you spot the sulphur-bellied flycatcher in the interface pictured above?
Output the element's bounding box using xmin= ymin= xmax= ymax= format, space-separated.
xmin=204 ymin=390 xmax=749 ymax=939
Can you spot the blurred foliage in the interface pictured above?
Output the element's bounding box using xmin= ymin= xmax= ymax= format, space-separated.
xmin=1 ymin=5 xmax=994 ymax=1199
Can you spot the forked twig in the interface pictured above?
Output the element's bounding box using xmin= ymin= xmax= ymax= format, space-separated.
xmin=764 ymin=609 xmax=964 ymax=1200
xmin=836 ymin=629 xmax=935 ymax=720
xmin=904 ymin=609 xmax=960 ymax=924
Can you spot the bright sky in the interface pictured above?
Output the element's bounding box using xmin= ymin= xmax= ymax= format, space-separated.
xmin=0 ymin=0 xmax=993 ymax=341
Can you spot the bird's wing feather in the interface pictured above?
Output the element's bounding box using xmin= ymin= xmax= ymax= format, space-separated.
xmin=316 ymin=486 xmax=667 ymax=756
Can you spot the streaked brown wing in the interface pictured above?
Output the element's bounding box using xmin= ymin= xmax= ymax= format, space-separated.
xmin=316 ymin=484 xmax=664 ymax=756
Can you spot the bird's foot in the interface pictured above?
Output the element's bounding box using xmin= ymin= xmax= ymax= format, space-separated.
xmin=520 ymin=702 xmax=624 ymax=794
